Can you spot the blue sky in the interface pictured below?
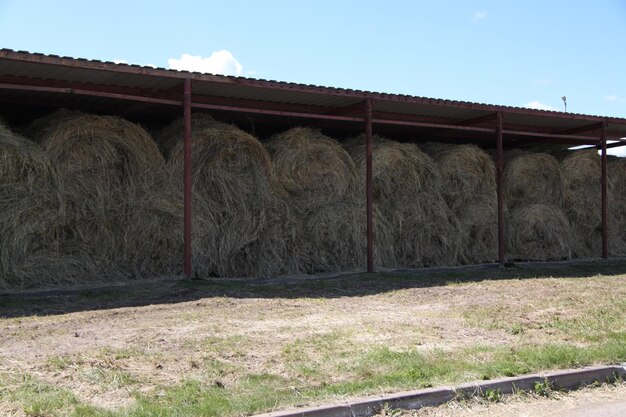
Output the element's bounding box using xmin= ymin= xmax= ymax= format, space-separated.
xmin=1 ymin=0 xmax=625 ymax=118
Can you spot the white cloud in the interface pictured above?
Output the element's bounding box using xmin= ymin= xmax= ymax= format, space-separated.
xmin=473 ymin=11 xmax=487 ymax=20
xmin=525 ymin=100 xmax=556 ymax=111
xmin=604 ymin=94 xmax=626 ymax=103
xmin=532 ymin=77 xmax=552 ymax=86
xmin=113 ymin=59 xmax=128 ymax=64
xmin=168 ymin=51 xmax=244 ymax=76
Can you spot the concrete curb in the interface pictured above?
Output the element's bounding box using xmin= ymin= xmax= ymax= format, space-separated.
xmin=254 ymin=365 xmax=626 ymax=417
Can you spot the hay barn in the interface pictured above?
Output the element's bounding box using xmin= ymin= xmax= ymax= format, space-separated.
xmin=1 ymin=49 xmax=626 ymax=290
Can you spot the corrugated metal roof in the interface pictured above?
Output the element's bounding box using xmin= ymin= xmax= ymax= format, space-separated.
xmin=1 ymin=48 xmax=626 ymax=143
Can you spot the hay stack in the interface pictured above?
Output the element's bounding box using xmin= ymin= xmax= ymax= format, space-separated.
xmin=457 ymin=197 xmax=498 ymax=263
xmin=346 ymin=136 xmax=460 ymax=268
xmin=420 ymin=142 xmax=497 ymax=264
xmin=267 ymin=128 xmax=375 ymax=272
xmin=609 ymin=157 xmax=626 ymax=256
xmin=507 ymin=204 xmax=572 ymax=261
xmin=505 ymin=152 xmax=564 ymax=209
xmin=161 ymin=115 xmax=298 ymax=277
xmin=421 ymin=143 xmax=496 ymax=211
xmin=29 ymin=111 xmax=166 ymax=195
xmin=1 ymin=124 xmax=57 ymax=187
xmin=561 ymin=150 xmax=603 ymax=258
xmin=267 ymin=128 xmax=360 ymax=210
xmin=19 ymin=111 xmax=179 ymax=282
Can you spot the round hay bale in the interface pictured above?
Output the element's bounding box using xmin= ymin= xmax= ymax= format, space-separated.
xmin=267 ymin=128 xmax=359 ymax=211
xmin=458 ymin=197 xmax=498 ymax=264
xmin=162 ymin=115 xmax=296 ymax=277
xmin=346 ymin=136 xmax=460 ymax=268
xmin=507 ymin=204 xmax=572 ymax=261
xmin=609 ymin=157 xmax=626 ymax=256
xmin=346 ymin=135 xmax=441 ymax=197
xmin=28 ymin=112 xmax=166 ymax=195
xmin=295 ymin=199 xmax=395 ymax=273
xmin=0 ymin=183 xmax=128 ymax=290
xmin=1 ymin=126 xmax=57 ymax=186
xmin=561 ymin=150 xmax=605 ymax=258
xmin=421 ymin=143 xmax=496 ymax=212
xmin=505 ymin=152 xmax=564 ymax=209
xmin=392 ymin=192 xmax=461 ymax=267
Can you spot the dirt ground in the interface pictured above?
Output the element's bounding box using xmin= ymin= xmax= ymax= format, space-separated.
xmin=1 ymin=262 xmax=625 ymax=415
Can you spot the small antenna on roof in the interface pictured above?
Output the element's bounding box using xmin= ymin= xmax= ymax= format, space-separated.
xmin=561 ymin=96 xmax=567 ymax=112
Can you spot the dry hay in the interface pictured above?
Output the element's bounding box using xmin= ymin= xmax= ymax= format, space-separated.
xmin=457 ymin=197 xmax=498 ymax=264
xmin=507 ymin=204 xmax=572 ymax=261
xmin=608 ymin=157 xmax=626 ymax=256
xmin=162 ymin=115 xmax=298 ymax=277
xmin=390 ymin=192 xmax=460 ymax=267
xmin=346 ymin=135 xmax=442 ymax=196
xmin=296 ymin=199 xmax=395 ymax=272
xmin=28 ymin=111 xmax=166 ymax=196
xmin=505 ymin=151 xmax=564 ymax=209
xmin=267 ymin=128 xmax=360 ymax=211
xmin=561 ymin=150 xmax=604 ymax=258
xmin=1 ymin=124 xmax=57 ymax=187
xmin=7 ymin=111 xmax=179 ymax=286
xmin=421 ymin=142 xmax=496 ymax=212
xmin=0 ymin=183 xmax=128 ymax=290
xmin=345 ymin=136 xmax=460 ymax=267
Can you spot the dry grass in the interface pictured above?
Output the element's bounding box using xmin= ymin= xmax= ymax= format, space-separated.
xmin=507 ymin=204 xmax=572 ymax=261
xmin=161 ymin=115 xmax=298 ymax=277
xmin=505 ymin=151 xmax=565 ymax=209
xmin=0 ymin=266 xmax=624 ymax=416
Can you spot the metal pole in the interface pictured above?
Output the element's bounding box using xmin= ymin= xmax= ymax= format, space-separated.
xmin=365 ymin=98 xmax=374 ymax=272
xmin=601 ymin=120 xmax=608 ymax=260
xmin=183 ymin=78 xmax=193 ymax=277
xmin=496 ymin=111 xmax=505 ymax=265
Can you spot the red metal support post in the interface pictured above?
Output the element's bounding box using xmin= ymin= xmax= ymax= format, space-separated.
xmin=365 ymin=98 xmax=374 ymax=273
xmin=496 ymin=111 xmax=505 ymax=265
xmin=183 ymin=78 xmax=193 ymax=277
xmin=601 ymin=120 xmax=608 ymax=260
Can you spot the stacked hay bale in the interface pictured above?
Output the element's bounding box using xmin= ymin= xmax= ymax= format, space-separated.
xmin=346 ymin=136 xmax=459 ymax=268
xmin=266 ymin=127 xmax=382 ymax=272
xmin=609 ymin=157 xmax=626 ymax=256
xmin=159 ymin=114 xmax=299 ymax=277
xmin=505 ymin=152 xmax=571 ymax=260
xmin=422 ymin=143 xmax=497 ymax=264
xmin=561 ymin=150 xmax=602 ymax=258
xmin=21 ymin=111 xmax=180 ymax=284
xmin=0 ymin=122 xmax=52 ymax=288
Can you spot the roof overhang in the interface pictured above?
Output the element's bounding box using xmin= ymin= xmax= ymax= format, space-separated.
xmin=1 ymin=48 xmax=625 ymax=148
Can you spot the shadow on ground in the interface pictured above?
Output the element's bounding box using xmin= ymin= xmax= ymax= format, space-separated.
xmin=1 ymin=258 xmax=626 ymax=319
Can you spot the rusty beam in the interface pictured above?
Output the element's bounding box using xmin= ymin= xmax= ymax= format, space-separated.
xmin=0 ymin=82 xmax=182 ymax=106
xmin=605 ymin=140 xmax=626 ymax=149
xmin=496 ymin=111 xmax=505 ymax=265
xmin=191 ymin=101 xmax=364 ymax=123
xmin=365 ymin=98 xmax=374 ymax=273
xmin=601 ymin=120 xmax=608 ymax=260
xmin=456 ymin=112 xmax=498 ymax=126
xmin=183 ymin=78 xmax=193 ymax=277
xmin=556 ymin=122 xmax=603 ymax=135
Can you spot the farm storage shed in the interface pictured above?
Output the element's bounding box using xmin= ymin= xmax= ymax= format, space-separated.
xmin=1 ymin=49 xmax=626 ymax=289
